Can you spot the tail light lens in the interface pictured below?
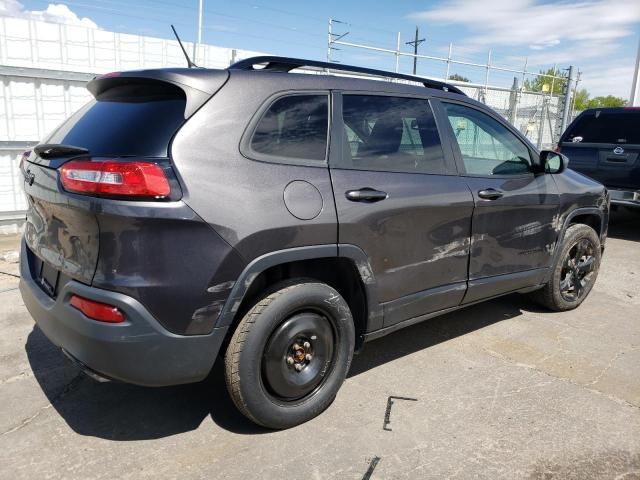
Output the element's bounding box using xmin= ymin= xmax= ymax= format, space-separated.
xmin=553 ymin=145 xmax=561 ymax=153
xmin=70 ymin=295 xmax=124 ymax=323
xmin=60 ymin=160 xmax=170 ymax=199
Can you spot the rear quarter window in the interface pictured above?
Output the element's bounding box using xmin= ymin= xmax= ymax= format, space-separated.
xmin=246 ymin=94 xmax=329 ymax=165
xmin=46 ymin=82 xmax=187 ymax=157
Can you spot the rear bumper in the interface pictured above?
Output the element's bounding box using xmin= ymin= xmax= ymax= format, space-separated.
xmin=609 ymin=188 xmax=640 ymax=208
xmin=19 ymin=240 xmax=228 ymax=387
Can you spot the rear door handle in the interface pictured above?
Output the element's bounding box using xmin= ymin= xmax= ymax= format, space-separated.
xmin=478 ymin=188 xmax=504 ymax=200
xmin=345 ymin=188 xmax=388 ymax=203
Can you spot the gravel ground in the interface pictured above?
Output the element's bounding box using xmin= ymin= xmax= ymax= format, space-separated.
xmin=0 ymin=210 xmax=638 ymax=480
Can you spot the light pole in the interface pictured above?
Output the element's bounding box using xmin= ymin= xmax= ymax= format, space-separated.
xmin=630 ymin=38 xmax=640 ymax=106
xmin=193 ymin=0 xmax=203 ymax=64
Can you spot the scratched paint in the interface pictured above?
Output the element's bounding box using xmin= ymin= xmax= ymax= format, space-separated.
xmin=385 ymin=238 xmax=469 ymax=275
xmin=206 ymin=280 xmax=236 ymax=293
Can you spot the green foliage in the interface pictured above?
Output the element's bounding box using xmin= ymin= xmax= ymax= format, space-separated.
xmin=573 ymin=90 xmax=626 ymax=111
xmin=574 ymin=89 xmax=590 ymax=111
xmin=448 ymin=73 xmax=470 ymax=82
xmin=585 ymin=95 xmax=627 ymax=109
xmin=524 ymin=67 xmax=566 ymax=95
xmin=524 ymin=69 xmax=627 ymax=112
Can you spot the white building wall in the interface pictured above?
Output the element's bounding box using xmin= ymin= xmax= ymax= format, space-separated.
xmin=0 ymin=16 xmax=263 ymax=217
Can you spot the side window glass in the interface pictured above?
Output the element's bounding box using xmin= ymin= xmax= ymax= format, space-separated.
xmin=250 ymin=94 xmax=328 ymax=162
xmin=341 ymin=95 xmax=447 ymax=174
xmin=442 ymin=103 xmax=531 ymax=175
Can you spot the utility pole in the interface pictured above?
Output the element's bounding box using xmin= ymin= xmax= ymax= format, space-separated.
xmin=193 ymin=0 xmax=203 ymax=64
xmin=560 ymin=66 xmax=575 ymax=135
xmin=405 ymin=26 xmax=425 ymax=75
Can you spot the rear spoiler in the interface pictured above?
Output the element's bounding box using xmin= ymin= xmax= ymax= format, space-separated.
xmin=87 ymin=69 xmax=229 ymax=118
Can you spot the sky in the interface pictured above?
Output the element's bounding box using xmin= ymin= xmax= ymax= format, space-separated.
xmin=2 ymin=0 xmax=640 ymax=99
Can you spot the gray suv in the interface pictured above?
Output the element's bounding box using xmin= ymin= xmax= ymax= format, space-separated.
xmin=19 ymin=56 xmax=609 ymax=429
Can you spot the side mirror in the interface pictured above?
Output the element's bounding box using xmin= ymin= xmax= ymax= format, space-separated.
xmin=538 ymin=150 xmax=569 ymax=174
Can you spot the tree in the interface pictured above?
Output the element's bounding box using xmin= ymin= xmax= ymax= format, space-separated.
xmin=524 ymin=67 xmax=566 ymax=95
xmin=574 ymin=88 xmax=590 ymax=111
xmin=448 ymin=73 xmax=469 ymax=82
xmin=573 ymin=90 xmax=626 ymax=111
xmin=585 ymin=95 xmax=626 ymax=108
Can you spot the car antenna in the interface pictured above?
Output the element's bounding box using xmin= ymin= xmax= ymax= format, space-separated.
xmin=171 ymin=25 xmax=197 ymax=68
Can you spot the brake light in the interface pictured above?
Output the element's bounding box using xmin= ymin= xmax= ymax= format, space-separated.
xmin=60 ymin=160 xmax=170 ymax=198
xmin=553 ymin=146 xmax=561 ymax=153
xmin=70 ymin=295 xmax=124 ymax=323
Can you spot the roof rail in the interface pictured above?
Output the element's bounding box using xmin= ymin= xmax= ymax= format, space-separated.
xmin=228 ymin=56 xmax=466 ymax=96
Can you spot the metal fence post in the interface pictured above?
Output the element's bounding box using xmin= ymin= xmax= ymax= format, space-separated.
xmin=537 ymin=96 xmax=547 ymax=149
xmin=560 ymin=65 xmax=575 ymax=135
xmin=395 ymin=32 xmax=401 ymax=73
xmin=508 ymin=77 xmax=519 ymax=124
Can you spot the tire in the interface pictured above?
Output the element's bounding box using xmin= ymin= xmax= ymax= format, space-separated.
xmin=532 ymin=223 xmax=601 ymax=311
xmin=224 ymin=279 xmax=355 ymax=429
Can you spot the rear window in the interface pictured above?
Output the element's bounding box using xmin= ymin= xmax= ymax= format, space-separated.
xmin=249 ymin=94 xmax=329 ymax=163
xmin=45 ymin=82 xmax=186 ymax=157
xmin=564 ymin=111 xmax=640 ymax=144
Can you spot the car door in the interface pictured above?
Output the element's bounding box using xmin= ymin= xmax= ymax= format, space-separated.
xmin=330 ymin=92 xmax=474 ymax=327
xmin=434 ymin=99 xmax=561 ymax=303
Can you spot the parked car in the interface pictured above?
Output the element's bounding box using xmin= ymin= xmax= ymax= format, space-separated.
xmin=20 ymin=56 xmax=609 ymax=429
xmin=559 ymin=107 xmax=639 ymax=208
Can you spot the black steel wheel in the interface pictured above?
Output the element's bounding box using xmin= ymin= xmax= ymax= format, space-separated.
xmin=530 ymin=223 xmax=601 ymax=311
xmin=224 ymin=280 xmax=355 ymax=429
xmin=261 ymin=311 xmax=335 ymax=402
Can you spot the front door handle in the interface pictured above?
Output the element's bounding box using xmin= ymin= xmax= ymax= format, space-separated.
xmin=478 ymin=188 xmax=504 ymax=200
xmin=345 ymin=188 xmax=388 ymax=203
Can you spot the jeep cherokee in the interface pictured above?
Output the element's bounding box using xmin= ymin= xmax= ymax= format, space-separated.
xmin=19 ymin=56 xmax=609 ymax=429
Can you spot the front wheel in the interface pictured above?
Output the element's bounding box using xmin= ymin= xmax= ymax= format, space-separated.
xmin=224 ymin=280 xmax=355 ymax=429
xmin=532 ymin=223 xmax=601 ymax=311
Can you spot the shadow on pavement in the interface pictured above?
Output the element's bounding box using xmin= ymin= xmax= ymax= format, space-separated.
xmin=26 ymin=294 xmax=536 ymax=439
xmin=26 ymin=327 xmax=266 ymax=439
xmin=349 ymin=294 xmax=532 ymax=377
xmin=607 ymin=208 xmax=640 ymax=242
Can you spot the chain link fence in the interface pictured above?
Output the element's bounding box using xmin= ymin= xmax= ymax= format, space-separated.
xmin=327 ymin=18 xmax=578 ymax=150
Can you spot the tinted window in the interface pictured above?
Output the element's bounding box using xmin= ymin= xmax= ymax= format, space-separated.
xmin=564 ymin=111 xmax=640 ymax=144
xmin=47 ymin=83 xmax=186 ymax=157
xmin=341 ymin=95 xmax=447 ymax=174
xmin=250 ymin=95 xmax=328 ymax=162
xmin=443 ymin=103 xmax=531 ymax=176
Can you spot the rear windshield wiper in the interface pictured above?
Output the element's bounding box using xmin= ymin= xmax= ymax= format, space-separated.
xmin=34 ymin=144 xmax=89 ymax=159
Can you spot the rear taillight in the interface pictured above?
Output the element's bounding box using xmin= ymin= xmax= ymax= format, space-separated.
xmin=70 ymin=295 xmax=124 ymax=323
xmin=60 ymin=160 xmax=170 ymax=199
xmin=553 ymin=145 xmax=561 ymax=153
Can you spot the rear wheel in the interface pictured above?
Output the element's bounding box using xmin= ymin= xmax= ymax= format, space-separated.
xmin=224 ymin=280 xmax=355 ymax=429
xmin=532 ymin=224 xmax=601 ymax=311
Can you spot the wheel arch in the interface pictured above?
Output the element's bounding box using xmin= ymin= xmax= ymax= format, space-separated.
xmin=216 ymin=245 xmax=382 ymax=352
xmin=547 ymin=207 xmax=605 ymax=282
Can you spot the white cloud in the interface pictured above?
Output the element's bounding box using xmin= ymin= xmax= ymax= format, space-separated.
xmin=411 ymin=0 xmax=640 ymax=49
xmin=580 ymin=63 xmax=636 ymax=98
xmin=0 ymin=0 xmax=99 ymax=28
xmin=411 ymin=0 xmax=640 ymax=97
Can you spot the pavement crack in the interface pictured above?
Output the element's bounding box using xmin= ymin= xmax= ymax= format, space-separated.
xmin=0 ymin=270 xmax=20 ymax=279
xmin=585 ymin=345 xmax=640 ymax=387
xmin=481 ymin=347 xmax=640 ymax=411
xmin=0 ymin=373 xmax=85 ymax=436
